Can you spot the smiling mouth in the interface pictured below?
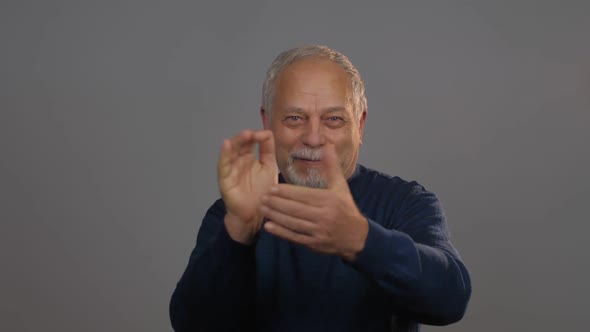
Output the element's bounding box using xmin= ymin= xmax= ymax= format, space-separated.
xmin=294 ymin=157 xmax=322 ymax=164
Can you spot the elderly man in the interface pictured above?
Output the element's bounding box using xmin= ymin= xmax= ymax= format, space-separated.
xmin=170 ymin=45 xmax=471 ymax=332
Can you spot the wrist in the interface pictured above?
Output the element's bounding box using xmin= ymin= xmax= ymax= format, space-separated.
xmin=341 ymin=216 xmax=369 ymax=262
xmin=224 ymin=213 xmax=260 ymax=245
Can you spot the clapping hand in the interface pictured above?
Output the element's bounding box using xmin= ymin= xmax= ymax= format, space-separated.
xmin=217 ymin=130 xmax=278 ymax=244
xmin=260 ymin=143 xmax=369 ymax=261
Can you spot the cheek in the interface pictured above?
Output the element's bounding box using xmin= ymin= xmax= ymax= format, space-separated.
xmin=332 ymin=131 xmax=355 ymax=148
xmin=272 ymin=127 xmax=299 ymax=148
xmin=335 ymin=135 xmax=359 ymax=160
xmin=271 ymin=129 xmax=296 ymax=162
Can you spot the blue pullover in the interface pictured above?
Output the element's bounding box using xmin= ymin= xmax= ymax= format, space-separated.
xmin=170 ymin=164 xmax=471 ymax=331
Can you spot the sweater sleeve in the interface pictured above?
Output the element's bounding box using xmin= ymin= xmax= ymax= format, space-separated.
xmin=169 ymin=199 xmax=256 ymax=332
xmin=350 ymin=185 xmax=472 ymax=325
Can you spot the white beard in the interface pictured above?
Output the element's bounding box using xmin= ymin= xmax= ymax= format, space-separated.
xmin=283 ymin=147 xmax=327 ymax=188
xmin=284 ymin=162 xmax=327 ymax=188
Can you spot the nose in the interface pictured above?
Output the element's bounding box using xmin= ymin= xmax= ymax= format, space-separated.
xmin=301 ymin=118 xmax=326 ymax=148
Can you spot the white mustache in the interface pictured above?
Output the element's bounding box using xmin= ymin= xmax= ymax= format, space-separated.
xmin=289 ymin=148 xmax=323 ymax=162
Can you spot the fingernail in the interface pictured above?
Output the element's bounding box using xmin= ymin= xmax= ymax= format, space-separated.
xmin=270 ymin=186 xmax=279 ymax=193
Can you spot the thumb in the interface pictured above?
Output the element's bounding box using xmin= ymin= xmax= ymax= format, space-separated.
xmin=323 ymin=143 xmax=346 ymax=189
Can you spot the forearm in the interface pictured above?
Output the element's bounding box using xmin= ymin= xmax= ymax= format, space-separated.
xmin=170 ymin=202 xmax=257 ymax=331
xmin=351 ymin=219 xmax=471 ymax=325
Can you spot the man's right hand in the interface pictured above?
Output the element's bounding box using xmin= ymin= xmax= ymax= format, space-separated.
xmin=217 ymin=129 xmax=278 ymax=244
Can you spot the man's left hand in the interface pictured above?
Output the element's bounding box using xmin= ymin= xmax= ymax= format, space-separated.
xmin=260 ymin=143 xmax=369 ymax=262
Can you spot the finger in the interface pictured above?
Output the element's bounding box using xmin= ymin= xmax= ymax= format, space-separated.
xmin=261 ymin=194 xmax=322 ymax=221
xmin=323 ymin=143 xmax=347 ymax=189
xmin=229 ymin=130 xmax=255 ymax=156
xmin=217 ymin=139 xmax=234 ymax=180
xmin=217 ymin=139 xmax=240 ymax=194
xmin=268 ymin=184 xmax=326 ymax=207
xmin=264 ymin=221 xmax=314 ymax=247
xmin=253 ymin=130 xmax=276 ymax=166
xmin=260 ymin=204 xmax=317 ymax=235
xmin=229 ymin=130 xmax=256 ymax=167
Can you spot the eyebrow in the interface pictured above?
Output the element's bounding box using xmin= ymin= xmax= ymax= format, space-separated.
xmin=322 ymin=106 xmax=347 ymax=114
xmin=282 ymin=107 xmax=305 ymax=113
xmin=281 ymin=106 xmax=348 ymax=114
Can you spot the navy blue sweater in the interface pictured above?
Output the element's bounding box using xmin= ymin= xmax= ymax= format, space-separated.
xmin=170 ymin=165 xmax=471 ymax=331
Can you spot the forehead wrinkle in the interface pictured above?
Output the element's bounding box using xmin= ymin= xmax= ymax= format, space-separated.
xmin=322 ymin=106 xmax=347 ymax=114
xmin=281 ymin=107 xmax=305 ymax=113
xmin=298 ymin=90 xmax=321 ymax=97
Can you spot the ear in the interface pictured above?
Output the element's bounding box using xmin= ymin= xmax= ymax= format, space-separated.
xmin=260 ymin=107 xmax=269 ymax=129
xmin=358 ymin=109 xmax=367 ymax=144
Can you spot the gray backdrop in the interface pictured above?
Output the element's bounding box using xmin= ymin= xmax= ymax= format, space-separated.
xmin=1 ymin=1 xmax=589 ymax=331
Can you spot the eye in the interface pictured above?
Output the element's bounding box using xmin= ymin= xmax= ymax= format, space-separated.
xmin=283 ymin=115 xmax=304 ymax=126
xmin=324 ymin=116 xmax=345 ymax=127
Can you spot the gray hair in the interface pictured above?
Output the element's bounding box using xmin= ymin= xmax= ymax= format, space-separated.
xmin=261 ymin=45 xmax=367 ymax=120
